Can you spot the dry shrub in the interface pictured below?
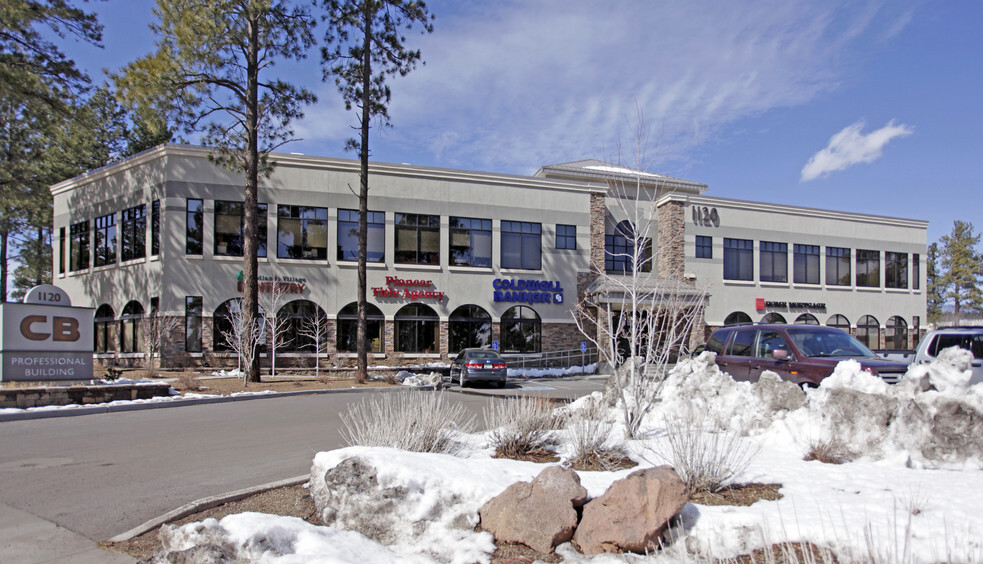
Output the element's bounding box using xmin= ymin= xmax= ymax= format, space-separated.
xmin=804 ymin=438 xmax=850 ymax=465
xmin=342 ymin=391 xmax=475 ymax=454
xmin=383 ymin=372 xmax=401 ymax=385
xmin=566 ymin=400 xmax=628 ymax=471
xmin=484 ymin=396 xmax=561 ymax=458
xmin=178 ymin=370 xmax=200 ymax=391
xmin=654 ymin=414 xmax=759 ymax=494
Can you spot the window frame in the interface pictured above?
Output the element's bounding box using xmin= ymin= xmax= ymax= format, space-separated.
xmin=449 ymin=216 xmax=492 ymax=268
xmin=793 ymin=244 xmax=820 ymax=285
xmin=70 ymin=220 xmax=90 ymax=272
xmin=214 ymin=200 xmax=268 ymax=258
xmin=151 ymin=200 xmax=160 ymax=256
xmin=759 ymin=241 xmax=788 ymax=283
xmin=337 ymin=209 xmax=385 ymax=263
xmin=501 ymin=220 xmax=542 ymax=270
xmin=395 ymin=212 xmax=440 ymax=265
xmin=555 ymin=224 xmax=577 ymax=250
xmin=120 ymin=203 xmax=147 ymax=262
xmin=277 ymin=205 xmax=328 ymax=260
xmin=93 ymin=213 xmax=116 ymax=267
xmin=885 ymin=252 xmax=908 ymax=289
xmin=723 ymin=238 xmax=753 ymax=281
xmin=856 ymin=249 xmax=880 ymax=288
xmin=186 ymin=199 xmax=203 ymax=255
xmin=695 ymin=235 xmax=712 ymax=259
xmin=825 ymin=247 xmax=851 ymax=286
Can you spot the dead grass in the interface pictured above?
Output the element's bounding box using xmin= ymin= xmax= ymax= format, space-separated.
xmin=690 ymin=482 xmax=784 ymax=506
xmin=804 ymin=438 xmax=850 ymax=465
xmin=171 ymin=375 xmax=394 ymax=396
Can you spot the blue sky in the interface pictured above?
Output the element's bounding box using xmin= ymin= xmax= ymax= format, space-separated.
xmin=69 ymin=0 xmax=981 ymax=244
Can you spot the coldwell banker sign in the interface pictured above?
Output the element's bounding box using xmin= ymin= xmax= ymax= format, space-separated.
xmin=492 ymin=278 xmax=564 ymax=305
xmin=0 ymin=285 xmax=93 ymax=382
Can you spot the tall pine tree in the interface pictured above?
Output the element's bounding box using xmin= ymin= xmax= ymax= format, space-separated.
xmin=938 ymin=221 xmax=983 ymax=325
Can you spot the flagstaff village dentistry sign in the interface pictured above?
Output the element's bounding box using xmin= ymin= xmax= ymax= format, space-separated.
xmin=0 ymin=285 xmax=94 ymax=382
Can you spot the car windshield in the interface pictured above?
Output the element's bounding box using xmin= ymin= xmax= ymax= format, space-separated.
xmin=787 ymin=328 xmax=874 ymax=358
xmin=468 ymin=351 xmax=500 ymax=360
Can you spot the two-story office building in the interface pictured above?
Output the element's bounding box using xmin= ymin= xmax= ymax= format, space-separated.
xmin=50 ymin=144 xmax=927 ymax=367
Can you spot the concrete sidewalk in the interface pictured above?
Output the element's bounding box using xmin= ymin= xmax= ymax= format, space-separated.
xmin=0 ymin=501 xmax=135 ymax=563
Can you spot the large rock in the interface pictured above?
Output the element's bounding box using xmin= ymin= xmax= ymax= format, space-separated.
xmin=573 ymin=465 xmax=688 ymax=555
xmin=479 ymin=465 xmax=587 ymax=553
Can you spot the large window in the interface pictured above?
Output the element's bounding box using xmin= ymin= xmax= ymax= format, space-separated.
xmin=856 ymin=315 xmax=880 ymax=349
xmin=724 ymin=311 xmax=752 ymax=326
xmin=186 ymin=199 xmax=203 ymax=255
xmin=395 ymin=304 xmax=439 ymax=353
xmin=336 ymin=302 xmax=384 ymax=352
xmin=93 ymin=213 xmax=116 ymax=267
xmin=278 ymin=300 xmax=324 ymax=352
xmin=885 ymin=252 xmax=908 ymax=289
xmin=695 ymin=235 xmax=712 ymax=259
xmin=186 ymin=296 xmax=202 ymax=352
xmin=501 ymin=306 xmax=541 ymax=353
xmin=723 ymin=238 xmax=752 ymax=281
xmin=449 ymin=217 xmax=492 ymax=267
xmin=826 ymin=314 xmax=850 ymax=331
xmin=337 ymin=209 xmax=385 ymax=262
xmin=605 ymin=221 xmax=652 ymax=273
xmin=120 ymin=204 xmax=147 ymax=262
xmin=856 ymin=249 xmax=880 ymax=287
xmin=448 ymin=305 xmax=492 ymax=353
xmin=826 ymin=247 xmax=851 ymax=286
xmin=556 ymin=224 xmax=576 ymax=250
xmin=119 ymin=301 xmax=145 ymax=354
xmin=94 ymin=304 xmax=116 ymax=353
xmin=395 ymin=213 xmax=440 ymax=265
xmin=277 ymin=205 xmax=328 ymax=260
xmin=760 ymin=241 xmax=787 ymax=283
xmin=215 ymin=200 xmax=267 ymax=257
xmin=794 ymin=244 xmax=820 ymax=285
xmin=501 ymin=220 xmax=542 ymax=270
xmin=886 ymin=316 xmax=908 ymax=349
xmin=70 ymin=220 xmax=90 ymax=271
xmin=213 ymin=299 xmax=266 ymax=352
xmin=151 ymin=200 xmax=160 ymax=256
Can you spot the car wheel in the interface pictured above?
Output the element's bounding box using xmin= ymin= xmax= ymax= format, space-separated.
xmin=459 ymin=371 xmax=466 ymax=388
xmin=498 ymin=379 xmax=507 ymax=389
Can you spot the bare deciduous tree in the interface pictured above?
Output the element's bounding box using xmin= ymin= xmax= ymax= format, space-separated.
xmin=142 ymin=311 xmax=182 ymax=377
xmin=220 ymin=298 xmax=261 ymax=386
xmin=299 ymin=307 xmax=330 ymax=379
xmin=258 ymin=275 xmax=293 ymax=377
xmin=574 ymin=118 xmax=708 ymax=439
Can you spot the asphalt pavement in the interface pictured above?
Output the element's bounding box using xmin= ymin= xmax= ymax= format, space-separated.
xmin=0 ymin=375 xmax=607 ymax=563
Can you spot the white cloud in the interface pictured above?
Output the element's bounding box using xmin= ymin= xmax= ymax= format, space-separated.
xmin=294 ymin=0 xmax=917 ymax=175
xmin=800 ymin=119 xmax=914 ymax=182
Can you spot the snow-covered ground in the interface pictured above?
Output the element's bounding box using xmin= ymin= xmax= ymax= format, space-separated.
xmin=153 ymin=349 xmax=983 ymax=563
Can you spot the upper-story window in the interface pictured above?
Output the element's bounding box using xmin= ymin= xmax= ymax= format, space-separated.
xmin=913 ymin=253 xmax=921 ymax=290
xmin=760 ymin=241 xmax=787 ymax=283
xmin=501 ymin=220 xmax=542 ymax=270
xmin=695 ymin=235 xmax=712 ymax=259
xmin=556 ymin=224 xmax=576 ymax=250
xmin=70 ymin=220 xmax=90 ymax=271
xmin=449 ymin=217 xmax=491 ymax=267
xmin=58 ymin=226 xmax=66 ymax=274
xmin=337 ymin=209 xmax=385 ymax=262
xmin=395 ymin=213 xmax=440 ymax=265
xmin=151 ymin=200 xmax=160 ymax=256
xmin=885 ymin=252 xmax=908 ymax=289
xmin=93 ymin=213 xmax=116 ymax=267
xmin=186 ymin=199 xmax=203 ymax=255
xmin=856 ymin=249 xmax=880 ymax=287
xmin=277 ymin=205 xmax=328 ymax=260
xmin=120 ymin=204 xmax=146 ymax=262
xmin=605 ymin=220 xmax=651 ymax=273
xmin=826 ymin=247 xmax=850 ymax=286
xmin=793 ymin=244 xmax=820 ymax=285
xmin=215 ymin=200 xmax=267 ymax=257
xmin=723 ymin=238 xmax=752 ymax=281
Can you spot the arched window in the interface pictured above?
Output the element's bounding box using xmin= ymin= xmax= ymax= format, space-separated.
xmin=761 ymin=312 xmax=786 ymax=324
xmin=856 ymin=315 xmax=880 ymax=349
xmin=826 ymin=314 xmax=850 ymax=331
xmin=605 ymin=220 xmax=652 ymax=273
xmin=395 ymin=304 xmax=439 ymax=353
xmin=501 ymin=306 xmax=541 ymax=353
xmin=724 ymin=311 xmax=752 ymax=326
xmin=794 ymin=313 xmax=819 ymax=325
xmin=94 ymin=304 xmax=116 ymax=353
xmin=337 ymin=302 xmax=384 ymax=353
xmin=886 ymin=316 xmax=908 ymax=349
xmin=119 ymin=301 xmax=144 ymax=353
xmin=448 ymin=305 xmax=492 ymax=353
xmin=278 ymin=300 xmax=325 ymax=352
xmin=213 ymin=299 xmax=267 ymax=353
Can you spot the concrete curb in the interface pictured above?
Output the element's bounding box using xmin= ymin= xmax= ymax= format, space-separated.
xmin=0 ymin=385 xmax=439 ymax=423
xmin=107 ymin=475 xmax=310 ymax=543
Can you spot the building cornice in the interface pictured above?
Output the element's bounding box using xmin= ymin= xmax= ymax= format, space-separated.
xmin=659 ymin=193 xmax=929 ymax=230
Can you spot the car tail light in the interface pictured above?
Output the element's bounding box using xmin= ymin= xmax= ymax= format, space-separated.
xmin=492 ymin=363 xmax=506 ymax=369
xmin=466 ymin=362 xmax=483 ymax=368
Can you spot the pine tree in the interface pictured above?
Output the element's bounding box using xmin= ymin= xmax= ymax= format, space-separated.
xmin=925 ymin=242 xmax=944 ymax=323
xmin=938 ymin=221 xmax=983 ymax=325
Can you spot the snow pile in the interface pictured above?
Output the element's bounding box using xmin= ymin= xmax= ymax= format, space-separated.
xmin=398 ymin=371 xmax=443 ymax=387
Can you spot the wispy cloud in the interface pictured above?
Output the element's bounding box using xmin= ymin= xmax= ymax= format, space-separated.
xmin=800 ymin=119 xmax=913 ymax=182
xmin=296 ymin=0 xmax=916 ymax=175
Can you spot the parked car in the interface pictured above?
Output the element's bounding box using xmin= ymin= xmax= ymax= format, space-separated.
xmin=450 ymin=348 xmax=508 ymax=388
xmin=912 ymin=326 xmax=983 ymax=385
xmin=704 ymin=324 xmax=909 ymax=387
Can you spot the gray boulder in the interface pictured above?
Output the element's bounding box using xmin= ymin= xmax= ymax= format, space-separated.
xmin=573 ymin=465 xmax=688 ymax=555
xmin=479 ymin=465 xmax=587 ymax=553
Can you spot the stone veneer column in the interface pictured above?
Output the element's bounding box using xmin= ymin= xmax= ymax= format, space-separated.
xmin=439 ymin=320 xmax=449 ymax=359
xmin=384 ymin=320 xmax=395 ymax=355
xmin=589 ymin=192 xmax=606 ymax=277
xmin=656 ymin=199 xmax=685 ymax=279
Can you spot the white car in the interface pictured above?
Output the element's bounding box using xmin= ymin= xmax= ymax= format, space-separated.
xmin=913 ymin=327 xmax=983 ymax=385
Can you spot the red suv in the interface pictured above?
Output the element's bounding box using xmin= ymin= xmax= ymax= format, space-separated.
xmin=704 ymin=324 xmax=908 ymax=387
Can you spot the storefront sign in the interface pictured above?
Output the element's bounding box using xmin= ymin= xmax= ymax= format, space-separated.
xmin=0 ymin=292 xmax=93 ymax=382
xmin=492 ymin=279 xmax=564 ymax=305
xmin=373 ymin=276 xmax=445 ymax=301
xmin=236 ymin=272 xmax=307 ymax=294
xmin=755 ymin=298 xmax=826 ymax=311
